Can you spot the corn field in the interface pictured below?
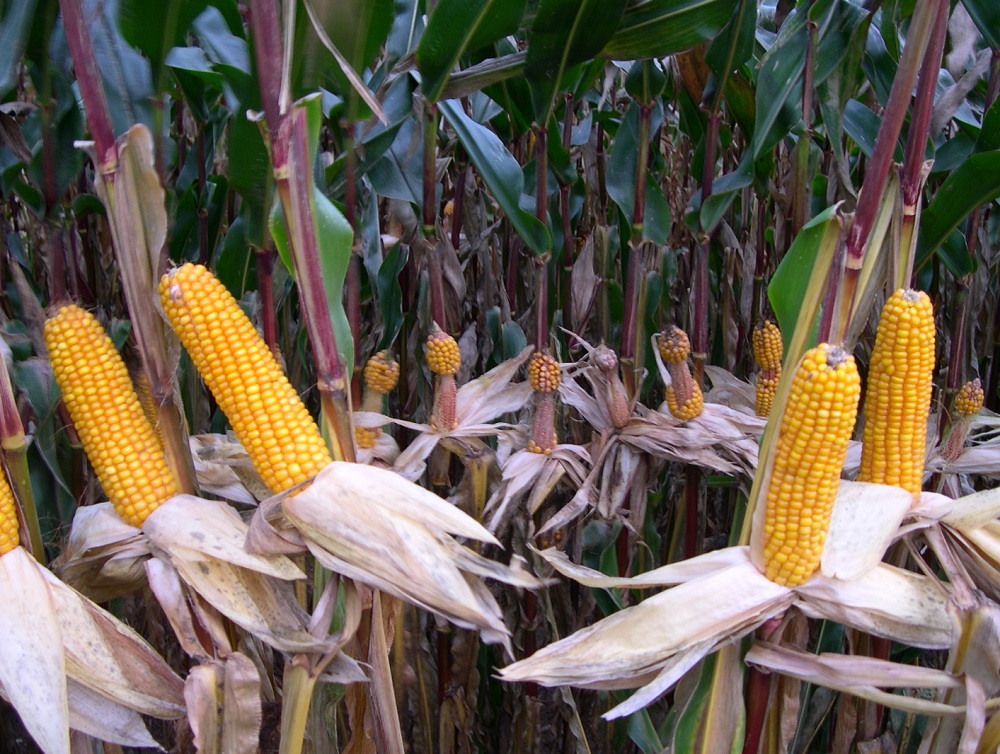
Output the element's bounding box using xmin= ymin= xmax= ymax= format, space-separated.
xmin=0 ymin=0 xmax=999 ymax=751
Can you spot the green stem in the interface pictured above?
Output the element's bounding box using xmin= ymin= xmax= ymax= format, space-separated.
xmin=279 ymin=660 xmax=318 ymax=754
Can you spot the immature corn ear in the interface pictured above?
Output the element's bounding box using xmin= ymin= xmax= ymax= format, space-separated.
xmin=753 ymin=321 xmax=783 ymax=418
xmin=0 ymin=464 xmax=19 ymax=555
xmin=356 ymin=351 xmax=400 ymax=449
xmin=954 ymin=378 xmax=984 ymax=418
xmin=593 ymin=345 xmax=631 ymax=428
xmin=528 ymin=352 xmax=561 ymax=393
xmin=426 ymin=323 xmax=459 ymax=430
xmin=943 ymin=378 xmax=985 ymax=462
xmin=658 ymin=327 xmax=703 ymax=421
xmin=857 ymin=288 xmax=935 ymax=494
xmin=44 ymin=305 xmax=178 ymax=526
xmin=762 ymin=343 xmax=861 ymax=587
xmin=159 ymin=264 xmax=332 ymax=495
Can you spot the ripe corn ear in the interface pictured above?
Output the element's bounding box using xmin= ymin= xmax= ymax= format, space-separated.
xmin=159 ymin=264 xmax=332 ymax=494
xmin=426 ymin=324 xmax=459 ymax=430
xmin=528 ymin=351 xmax=561 ymax=453
xmin=0 ymin=464 xmax=18 ymax=554
xmin=658 ymin=327 xmax=703 ymax=421
xmin=954 ymin=378 xmax=984 ymax=418
xmin=857 ymin=289 xmax=935 ymax=494
xmin=356 ymin=351 xmax=399 ymax=450
xmin=45 ymin=305 xmax=178 ymax=526
xmin=761 ymin=343 xmax=860 ymax=587
xmin=753 ymin=321 xmax=783 ymax=418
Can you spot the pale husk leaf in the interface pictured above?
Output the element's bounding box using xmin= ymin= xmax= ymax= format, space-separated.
xmin=746 ymin=642 xmax=963 ymax=716
xmin=168 ymin=555 xmax=326 ymax=653
xmin=501 ymin=560 xmax=793 ymax=689
xmin=39 ymin=567 xmax=184 ymax=718
xmin=189 ymin=434 xmax=257 ymax=506
xmin=603 ymin=639 xmax=718 ymax=719
xmin=797 ymin=564 xmax=955 ymax=649
xmin=222 ymin=653 xmax=263 ymax=754
xmin=185 ymin=664 xmax=221 ymax=754
xmin=535 ymin=544 xmax=750 ymax=588
xmin=0 ymin=548 xmax=69 ymax=754
xmin=144 ymin=557 xmax=214 ymax=659
xmin=454 ymin=347 xmax=532 ymax=425
xmin=937 ymin=488 xmax=1000 ymax=530
xmin=65 ymin=679 xmax=160 ymax=748
xmin=143 ymin=495 xmax=304 ymax=580
xmin=821 ymin=481 xmax=914 ymax=581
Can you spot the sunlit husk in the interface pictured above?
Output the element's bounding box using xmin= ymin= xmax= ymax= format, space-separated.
xmin=279 ymin=462 xmax=539 ymax=648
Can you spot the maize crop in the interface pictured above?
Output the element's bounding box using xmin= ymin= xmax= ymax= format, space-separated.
xmin=356 ymin=351 xmax=399 ymax=450
xmin=426 ymin=325 xmax=460 ymax=376
xmin=0 ymin=463 xmax=18 ymax=555
xmin=857 ymin=288 xmax=935 ymax=495
xmin=657 ymin=326 xmax=691 ymax=364
xmin=528 ymin=352 xmax=561 ymax=393
xmin=45 ymin=305 xmax=178 ymax=526
xmin=753 ymin=321 xmax=783 ymax=418
xmin=659 ymin=327 xmax=703 ymax=421
xmin=159 ymin=263 xmax=332 ymax=494
xmin=954 ymin=378 xmax=984 ymax=418
xmin=761 ymin=343 xmax=861 ymax=587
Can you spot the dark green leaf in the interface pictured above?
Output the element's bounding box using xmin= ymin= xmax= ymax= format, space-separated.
xmin=376 ymin=242 xmax=408 ymax=350
xmin=628 ymin=709 xmax=664 ymax=754
xmin=961 ymin=0 xmax=1000 ymax=49
xmin=386 ymin=0 xmax=423 ymax=65
xmin=416 ymin=0 xmax=526 ymax=104
xmin=705 ymin=0 xmax=755 ymax=83
xmin=975 ymin=97 xmax=1000 ymax=154
xmin=228 ymin=110 xmax=271 ymax=245
xmin=217 ymin=214 xmax=256 ymax=296
xmin=439 ymin=99 xmax=550 ymax=253
xmin=525 ymin=0 xmax=628 ymax=122
xmin=749 ymin=5 xmax=806 ymax=160
xmin=625 ymin=60 xmax=667 ymax=103
xmin=916 ymin=151 xmax=1000 ymax=267
xmin=0 ymin=0 xmax=37 ymax=98
xmin=606 ymin=101 xmax=664 ymax=229
xmin=367 ymin=117 xmax=424 ymax=205
xmin=599 ymin=0 xmax=731 ymax=61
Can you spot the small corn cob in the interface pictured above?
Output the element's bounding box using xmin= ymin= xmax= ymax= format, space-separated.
xmin=159 ymin=264 xmax=332 ymax=494
xmin=528 ymin=352 xmax=561 ymax=393
xmin=593 ymin=345 xmax=632 ymax=428
xmin=528 ymin=351 xmax=561 ymax=454
xmin=45 ymin=305 xmax=178 ymax=526
xmin=954 ymin=378 xmax=984 ymax=418
xmin=356 ymin=351 xmax=400 ymax=450
xmin=658 ymin=327 xmax=703 ymax=421
xmin=762 ymin=343 xmax=861 ymax=587
xmin=426 ymin=323 xmax=459 ymax=430
xmin=753 ymin=321 xmax=783 ymax=418
xmin=0 ymin=463 xmax=19 ymax=555
xmin=857 ymin=289 xmax=935 ymax=495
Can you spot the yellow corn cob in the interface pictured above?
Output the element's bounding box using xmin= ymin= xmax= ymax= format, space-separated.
xmin=657 ymin=326 xmax=691 ymax=364
xmin=528 ymin=352 xmax=561 ymax=393
xmin=762 ymin=343 xmax=861 ymax=587
xmin=755 ymin=373 xmax=780 ymax=418
xmin=159 ymin=264 xmax=332 ymax=494
xmin=132 ymin=367 xmax=164 ymax=449
xmin=954 ymin=378 xmax=984 ymax=418
xmin=857 ymin=289 xmax=935 ymax=495
xmin=355 ymin=426 xmax=381 ymax=450
xmin=665 ymin=380 xmax=704 ymax=421
xmin=0 ymin=463 xmax=19 ymax=555
xmin=363 ymin=351 xmax=400 ymax=395
xmin=752 ymin=321 xmax=783 ymax=371
xmin=44 ymin=305 xmax=178 ymax=527
xmin=426 ymin=324 xmax=460 ymax=376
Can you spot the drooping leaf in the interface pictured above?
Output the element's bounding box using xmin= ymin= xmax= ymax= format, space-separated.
xmin=439 ymin=99 xmax=550 ymax=253
xmin=961 ymin=0 xmax=1000 ymax=49
xmin=525 ymin=0 xmax=628 ymax=123
xmin=376 ymin=242 xmax=408 ymax=350
xmin=416 ymin=0 xmax=526 ymax=104
xmin=599 ymin=0 xmax=732 ymax=61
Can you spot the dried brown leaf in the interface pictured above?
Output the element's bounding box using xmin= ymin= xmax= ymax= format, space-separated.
xmin=222 ymin=653 xmax=263 ymax=754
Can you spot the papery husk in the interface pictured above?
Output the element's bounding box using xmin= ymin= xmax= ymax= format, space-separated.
xmin=501 ymin=559 xmax=793 ymax=692
xmin=64 ymin=679 xmax=161 ymax=748
xmin=52 ymin=503 xmax=150 ymax=601
xmin=281 ymin=462 xmax=539 ymax=649
xmin=189 ymin=433 xmax=260 ymax=505
xmin=746 ymin=642 xmax=963 ymax=716
xmin=182 ymin=653 xmax=262 ymax=754
xmin=795 ymin=564 xmax=955 ymax=649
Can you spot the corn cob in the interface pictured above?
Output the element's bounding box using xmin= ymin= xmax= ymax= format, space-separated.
xmin=159 ymin=264 xmax=332 ymax=494
xmin=954 ymin=378 xmax=984 ymax=418
xmin=44 ymin=305 xmax=178 ymax=526
xmin=0 ymin=463 xmax=19 ymax=555
xmin=356 ymin=351 xmax=399 ymax=450
xmin=426 ymin=323 xmax=459 ymax=430
xmin=753 ymin=321 xmax=783 ymax=418
xmin=132 ymin=366 xmax=164 ymax=450
xmin=857 ymin=289 xmax=935 ymax=495
xmin=528 ymin=351 xmax=561 ymax=454
xmin=658 ymin=326 xmax=703 ymax=421
xmin=762 ymin=343 xmax=861 ymax=587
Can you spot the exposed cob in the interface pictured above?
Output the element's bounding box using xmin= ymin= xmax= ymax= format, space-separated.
xmin=356 ymin=351 xmax=400 ymax=450
xmin=658 ymin=326 xmax=703 ymax=421
xmin=857 ymin=289 xmax=935 ymax=495
xmin=44 ymin=305 xmax=178 ymax=526
xmin=761 ymin=343 xmax=861 ymax=587
xmin=528 ymin=351 xmax=561 ymax=454
xmin=159 ymin=264 xmax=332 ymax=494
xmin=753 ymin=321 xmax=783 ymax=418
xmin=954 ymin=378 xmax=984 ymax=418
xmin=943 ymin=378 xmax=984 ymax=462
xmin=0 ymin=462 xmax=19 ymax=555
xmin=426 ymin=323 xmax=459 ymax=430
